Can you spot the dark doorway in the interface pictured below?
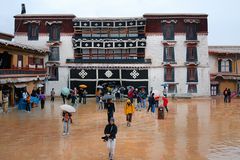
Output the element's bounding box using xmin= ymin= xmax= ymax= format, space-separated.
xmin=0 ymin=51 xmax=12 ymax=69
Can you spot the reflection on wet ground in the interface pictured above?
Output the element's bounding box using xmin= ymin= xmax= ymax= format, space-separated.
xmin=0 ymin=97 xmax=240 ymax=160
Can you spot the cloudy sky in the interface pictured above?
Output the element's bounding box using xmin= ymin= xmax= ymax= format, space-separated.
xmin=0 ymin=0 xmax=239 ymax=45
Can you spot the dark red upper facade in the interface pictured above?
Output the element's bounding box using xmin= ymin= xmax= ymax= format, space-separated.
xmin=143 ymin=14 xmax=208 ymax=33
xmin=14 ymin=14 xmax=75 ymax=33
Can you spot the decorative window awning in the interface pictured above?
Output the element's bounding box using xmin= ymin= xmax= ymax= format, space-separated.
xmin=23 ymin=20 xmax=40 ymax=25
xmin=161 ymin=20 xmax=178 ymax=24
xmin=73 ymin=18 xmax=146 ymax=28
xmin=72 ymin=39 xmax=146 ymax=49
xmin=184 ymin=19 xmax=200 ymax=24
xmin=45 ymin=21 xmax=62 ymax=26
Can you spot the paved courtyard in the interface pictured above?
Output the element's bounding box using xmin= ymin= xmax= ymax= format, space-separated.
xmin=0 ymin=97 xmax=240 ymax=160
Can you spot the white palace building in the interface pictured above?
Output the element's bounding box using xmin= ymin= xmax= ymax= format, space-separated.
xmin=13 ymin=11 xmax=210 ymax=96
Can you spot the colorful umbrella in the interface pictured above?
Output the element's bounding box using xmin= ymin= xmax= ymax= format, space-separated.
xmin=61 ymin=87 xmax=70 ymax=96
xmin=60 ymin=104 xmax=76 ymax=113
xmin=79 ymin=84 xmax=87 ymax=88
xmin=127 ymin=86 xmax=134 ymax=90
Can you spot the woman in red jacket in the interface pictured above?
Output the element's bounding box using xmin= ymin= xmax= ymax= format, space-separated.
xmin=162 ymin=95 xmax=169 ymax=112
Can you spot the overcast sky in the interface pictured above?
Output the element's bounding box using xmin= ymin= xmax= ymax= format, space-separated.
xmin=0 ymin=0 xmax=239 ymax=45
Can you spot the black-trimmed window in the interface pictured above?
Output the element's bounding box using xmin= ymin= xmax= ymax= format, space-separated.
xmin=218 ymin=59 xmax=232 ymax=72
xmin=186 ymin=46 xmax=198 ymax=62
xmin=164 ymin=66 xmax=174 ymax=82
xmin=163 ymin=23 xmax=175 ymax=40
xmin=49 ymin=47 xmax=60 ymax=61
xmin=164 ymin=46 xmax=175 ymax=62
xmin=27 ymin=24 xmax=39 ymax=40
xmin=49 ymin=65 xmax=58 ymax=81
xmin=186 ymin=23 xmax=197 ymax=40
xmin=168 ymin=84 xmax=177 ymax=93
xmin=187 ymin=67 xmax=198 ymax=82
xmin=48 ymin=24 xmax=60 ymax=41
xmin=188 ymin=84 xmax=197 ymax=93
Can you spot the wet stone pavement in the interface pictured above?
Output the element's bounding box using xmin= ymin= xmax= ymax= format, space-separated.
xmin=1 ymin=97 xmax=240 ymax=160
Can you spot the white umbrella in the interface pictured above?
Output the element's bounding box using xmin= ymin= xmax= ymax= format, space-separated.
xmin=59 ymin=104 xmax=76 ymax=113
xmin=97 ymin=85 xmax=103 ymax=89
xmin=37 ymin=84 xmax=44 ymax=88
xmin=152 ymin=90 xmax=160 ymax=97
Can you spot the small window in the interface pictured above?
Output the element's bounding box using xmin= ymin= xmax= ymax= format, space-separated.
xmin=48 ymin=24 xmax=60 ymax=41
xmin=163 ymin=23 xmax=175 ymax=40
xmin=186 ymin=24 xmax=197 ymax=40
xmin=219 ymin=59 xmax=232 ymax=72
xmin=164 ymin=66 xmax=174 ymax=82
xmin=164 ymin=47 xmax=175 ymax=62
xmin=27 ymin=24 xmax=39 ymax=40
xmin=188 ymin=84 xmax=197 ymax=93
xmin=48 ymin=66 xmax=58 ymax=81
xmin=187 ymin=67 xmax=198 ymax=82
xmin=186 ymin=47 xmax=198 ymax=62
xmin=49 ymin=47 xmax=60 ymax=61
xmin=168 ymin=84 xmax=177 ymax=93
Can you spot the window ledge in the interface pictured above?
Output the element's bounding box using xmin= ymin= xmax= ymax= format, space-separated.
xmin=185 ymin=61 xmax=200 ymax=66
xmin=162 ymin=61 xmax=177 ymax=65
xmin=47 ymin=41 xmax=62 ymax=45
xmin=184 ymin=40 xmax=199 ymax=45
xmin=161 ymin=40 xmax=177 ymax=46
xmin=186 ymin=82 xmax=198 ymax=84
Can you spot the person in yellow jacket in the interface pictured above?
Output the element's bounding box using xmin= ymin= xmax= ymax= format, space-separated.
xmin=124 ymin=99 xmax=135 ymax=127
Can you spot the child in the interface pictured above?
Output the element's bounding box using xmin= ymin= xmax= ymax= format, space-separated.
xmin=98 ymin=96 xmax=104 ymax=110
xmin=62 ymin=111 xmax=71 ymax=135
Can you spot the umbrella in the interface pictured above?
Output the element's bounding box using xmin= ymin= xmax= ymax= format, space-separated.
xmin=60 ymin=104 xmax=76 ymax=113
xmin=127 ymin=86 xmax=134 ymax=90
xmin=103 ymin=94 xmax=114 ymax=100
xmin=138 ymin=86 xmax=146 ymax=89
xmin=161 ymin=83 xmax=168 ymax=88
xmin=79 ymin=84 xmax=87 ymax=88
xmin=37 ymin=84 xmax=44 ymax=88
xmin=119 ymin=86 xmax=125 ymax=90
xmin=61 ymin=87 xmax=70 ymax=96
xmin=97 ymin=85 xmax=103 ymax=89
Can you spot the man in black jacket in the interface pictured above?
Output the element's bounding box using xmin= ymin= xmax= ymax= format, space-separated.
xmin=105 ymin=99 xmax=115 ymax=123
xmin=104 ymin=117 xmax=118 ymax=160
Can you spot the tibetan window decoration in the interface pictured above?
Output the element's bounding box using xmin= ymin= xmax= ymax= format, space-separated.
xmin=186 ymin=46 xmax=198 ymax=62
xmin=184 ymin=19 xmax=199 ymax=41
xmin=46 ymin=21 xmax=62 ymax=42
xmin=187 ymin=66 xmax=198 ymax=82
xmin=161 ymin=20 xmax=177 ymax=41
xmin=164 ymin=65 xmax=175 ymax=82
xmin=163 ymin=46 xmax=175 ymax=62
xmin=24 ymin=21 xmax=40 ymax=41
xmin=218 ymin=58 xmax=232 ymax=73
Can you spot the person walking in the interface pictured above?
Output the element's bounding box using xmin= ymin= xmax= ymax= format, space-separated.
xmin=140 ymin=88 xmax=147 ymax=109
xmin=62 ymin=111 xmax=71 ymax=135
xmin=26 ymin=95 xmax=31 ymax=112
xmin=124 ymin=99 xmax=135 ymax=127
xmin=98 ymin=96 xmax=104 ymax=110
xmin=223 ymin=88 xmax=228 ymax=103
xmin=147 ymin=93 xmax=155 ymax=112
xmin=104 ymin=117 xmax=118 ymax=160
xmin=162 ymin=95 xmax=169 ymax=112
xmin=61 ymin=93 xmax=66 ymax=104
xmin=128 ymin=88 xmax=134 ymax=103
xmin=50 ymin=88 xmax=55 ymax=102
xmin=39 ymin=91 xmax=46 ymax=110
xmin=105 ymin=99 xmax=115 ymax=123
xmin=78 ymin=88 xmax=83 ymax=103
xmin=82 ymin=89 xmax=87 ymax=104
xmin=136 ymin=93 xmax=142 ymax=111
xmin=227 ymin=88 xmax=232 ymax=103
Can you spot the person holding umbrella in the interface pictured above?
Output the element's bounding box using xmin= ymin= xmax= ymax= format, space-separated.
xmin=60 ymin=104 xmax=76 ymax=136
xmin=124 ymin=99 xmax=135 ymax=127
